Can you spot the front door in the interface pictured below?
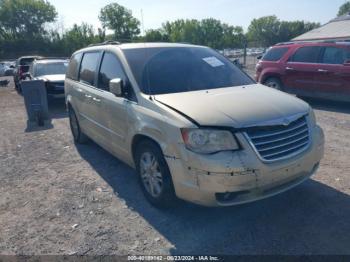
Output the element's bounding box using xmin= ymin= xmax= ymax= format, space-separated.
xmin=284 ymin=46 xmax=323 ymax=95
xmin=95 ymin=51 xmax=134 ymax=158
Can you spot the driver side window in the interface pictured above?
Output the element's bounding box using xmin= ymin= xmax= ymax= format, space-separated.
xmin=98 ymin=52 xmax=136 ymax=101
xmin=98 ymin=53 xmax=126 ymax=90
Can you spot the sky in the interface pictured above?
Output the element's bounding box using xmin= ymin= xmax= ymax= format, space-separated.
xmin=49 ymin=0 xmax=347 ymax=34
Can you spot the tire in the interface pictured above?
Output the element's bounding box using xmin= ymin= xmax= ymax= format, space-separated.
xmin=68 ymin=107 xmax=88 ymax=144
xmin=264 ymin=77 xmax=283 ymax=91
xmin=15 ymin=83 xmax=22 ymax=93
xmin=135 ymin=140 xmax=177 ymax=208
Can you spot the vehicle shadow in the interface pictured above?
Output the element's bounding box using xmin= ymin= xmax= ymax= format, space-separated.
xmin=76 ymin=141 xmax=350 ymax=255
xmin=301 ymin=97 xmax=350 ymax=114
xmin=48 ymin=98 xmax=67 ymax=119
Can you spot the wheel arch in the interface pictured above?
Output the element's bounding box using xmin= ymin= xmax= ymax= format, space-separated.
xmin=131 ymin=134 xmax=164 ymax=164
xmin=261 ymin=73 xmax=282 ymax=84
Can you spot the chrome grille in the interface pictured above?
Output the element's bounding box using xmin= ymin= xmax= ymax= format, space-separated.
xmin=245 ymin=116 xmax=310 ymax=162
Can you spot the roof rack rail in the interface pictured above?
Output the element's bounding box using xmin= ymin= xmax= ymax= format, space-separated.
xmin=276 ymin=39 xmax=350 ymax=46
xmin=88 ymin=40 xmax=121 ymax=47
xmin=35 ymin=57 xmax=69 ymax=60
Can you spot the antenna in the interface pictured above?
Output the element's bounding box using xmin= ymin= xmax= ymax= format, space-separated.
xmin=141 ymin=9 xmax=145 ymax=35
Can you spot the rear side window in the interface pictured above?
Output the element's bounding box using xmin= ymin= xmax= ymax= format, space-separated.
xmin=322 ymin=47 xmax=349 ymax=64
xmin=262 ymin=47 xmax=288 ymax=61
xmin=289 ymin=46 xmax=322 ymax=63
xmin=67 ymin=53 xmax=82 ymax=80
xmin=79 ymin=52 xmax=100 ymax=86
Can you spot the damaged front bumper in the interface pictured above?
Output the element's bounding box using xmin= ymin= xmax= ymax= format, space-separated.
xmin=165 ymin=125 xmax=324 ymax=207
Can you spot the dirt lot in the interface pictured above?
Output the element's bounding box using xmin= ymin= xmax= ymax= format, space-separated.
xmin=0 ymin=76 xmax=350 ymax=255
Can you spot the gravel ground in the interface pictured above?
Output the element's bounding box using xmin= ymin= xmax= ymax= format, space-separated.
xmin=0 ymin=76 xmax=349 ymax=255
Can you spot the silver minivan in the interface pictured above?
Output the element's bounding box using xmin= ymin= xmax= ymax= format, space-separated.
xmin=65 ymin=42 xmax=324 ymax=207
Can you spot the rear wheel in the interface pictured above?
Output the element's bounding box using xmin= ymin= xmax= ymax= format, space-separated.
xmin=68 ymin=107 xmax=88 ymax=144
xmin=135 ymin=140 xmax=177 ymax=208
xmin=264 ymin=77 xmax=283 ymax=91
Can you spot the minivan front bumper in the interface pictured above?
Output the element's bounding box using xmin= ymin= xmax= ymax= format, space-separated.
xmin=165 ymin=125 xmax=324 ymax=207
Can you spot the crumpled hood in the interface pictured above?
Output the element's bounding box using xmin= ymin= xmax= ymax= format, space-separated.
xmin=36 ymin=74 xmax=65 ymax=82
xmin=155 ymin=84 xmax=310 ymax=128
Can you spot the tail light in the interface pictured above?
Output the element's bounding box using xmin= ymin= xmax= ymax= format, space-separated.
xmin=255 ymin=63 xmax=262 ymax=72
xmin=19 ymin=66 xmax=24 ymax=78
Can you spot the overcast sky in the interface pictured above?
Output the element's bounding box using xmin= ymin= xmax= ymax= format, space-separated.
xmin=49 ymin=0 xmax=346 ymax=33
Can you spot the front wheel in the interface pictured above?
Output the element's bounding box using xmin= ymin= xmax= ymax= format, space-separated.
xmin=135 ymin=140 xmax=177 ymax=208
xmin=264 ymin=77 xmax=283 ymax=91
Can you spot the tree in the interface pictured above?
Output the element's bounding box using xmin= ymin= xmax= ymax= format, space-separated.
xmin=144 ymin=29 xmax=168 ymax=42
xmin=61 ymin=23 xmax=99 ymax=54
xmin=247 ymin=16 xmax=320 ymax=47
xmin=0 ymin=0 xmax=57 ymax=39
xmin=247 ymin=16 xmax=281 ymax=47
xmin=160 ymin=18 xmax=244 ymax=49
xmin=99 ymin=3 xmax=140 ymax=41
xmin=338 ymin=1 xmax=350 ymax=16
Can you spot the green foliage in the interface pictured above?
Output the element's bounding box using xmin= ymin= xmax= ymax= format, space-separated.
xmin=0 ymin=0 xmax=57 ymax=39
xmin=338 ymin=1 xmax=350 ymax=16
xmin=159 ymin=18 xmax=245 ymax=49
xmin=247 ymin=16 xmax=320 ymax=47
xmin=61 ymin=23 xmax=99 ymax=54
xmin=144 ymin=29 xmax=168 ymax=42
xmin=99 ymin=3 xmax=140 ymax=40
xmin=0 ymin=1 xmax=325 ymax=58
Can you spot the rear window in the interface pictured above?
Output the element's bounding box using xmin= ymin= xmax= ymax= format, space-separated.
xmin=79 ymin=52 xmax=100 ymax=86
xmin=20 ymin=58 xmax=35 ymax=66
xmin=262 ymin=47 xmax=289 ymax=61
xmin=67 ymin=53 xmax=82 ymax=80
xmin=289 ymin=46 xmax=322 ymax=63
xmin=34 ymin=62 xmax=68 ymax=77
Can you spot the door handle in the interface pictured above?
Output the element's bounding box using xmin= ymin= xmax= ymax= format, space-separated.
xmin=92 ymin=97 xmax=101 ymax=103
xmin=318 ymin=69 xmax=329 ymax=73
xmin=285 ymin=67 xmax=295 ymax=71
xmin=85 ymin=94 xmax=92 ymax=99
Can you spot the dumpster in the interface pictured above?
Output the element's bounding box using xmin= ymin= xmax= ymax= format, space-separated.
xmin=22 ymin=80 xmax=49 ymax=126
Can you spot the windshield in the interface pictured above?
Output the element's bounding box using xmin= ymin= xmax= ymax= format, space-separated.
xmin=34 ymin=62 xmax=68 ymax=77
xmin=123 ymin=47 xmax=254 ymax=95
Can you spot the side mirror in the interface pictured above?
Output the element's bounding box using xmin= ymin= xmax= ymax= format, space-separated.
xmin=344 ymin=60 xmax=350 ymax=66
xmin=109 ymin=78 xmax=123 ymax=96
xmin=257 ymin=55 xmax=262 ymax=60
xmin=9 ymin=65 xmax=15 ymax=69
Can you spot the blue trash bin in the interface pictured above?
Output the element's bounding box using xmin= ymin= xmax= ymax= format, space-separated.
xmin=21 ymin=80 xmax=49 ymax=126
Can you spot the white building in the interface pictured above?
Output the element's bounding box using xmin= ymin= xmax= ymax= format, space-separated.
xmin=293 ymin=12 xmax=350 ymax=42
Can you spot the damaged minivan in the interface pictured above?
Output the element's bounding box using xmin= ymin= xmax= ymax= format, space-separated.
xmin=65 ymin=42 xmax=324 ymax=207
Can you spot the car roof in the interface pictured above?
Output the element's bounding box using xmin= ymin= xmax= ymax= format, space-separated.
xmin=273 ymin=41 xmax=350 ymax=48
xmin=33 ymin=59 xmax=68 ymax=64
xmin=74 ymin=42 xmax=208 ymax=55
xmin=18 ymin=56 xmax=43 ymax=60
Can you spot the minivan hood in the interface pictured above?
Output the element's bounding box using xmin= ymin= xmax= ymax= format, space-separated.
xmin=155 ymin=84 xmax=310 ymax=128
xmin=36 ymin=74 xmax=65 ymax=82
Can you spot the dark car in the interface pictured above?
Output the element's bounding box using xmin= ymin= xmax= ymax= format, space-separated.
xmin=255 ymin=41 xmax=350 ymax=102
xmin=14 ymin=56 xmax=42 ymax=92
xmin=27 ymin=58 xmax=68 ymax=99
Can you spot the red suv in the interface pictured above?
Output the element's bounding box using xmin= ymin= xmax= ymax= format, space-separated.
xmin=255 ymin=41 xmax=350 ymax=102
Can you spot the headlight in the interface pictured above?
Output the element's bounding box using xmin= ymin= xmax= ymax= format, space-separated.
xmin=308 ymin=107 xmax=316 ymax=127
xmin=181 ymin=128 xmax=239 ymax=154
